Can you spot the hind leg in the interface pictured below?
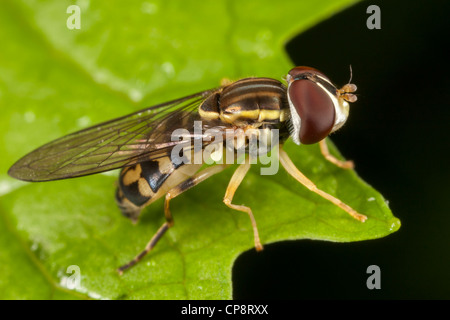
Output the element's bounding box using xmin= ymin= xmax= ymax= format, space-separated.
xmin=117 ymin=164 xmax=229 ymax=274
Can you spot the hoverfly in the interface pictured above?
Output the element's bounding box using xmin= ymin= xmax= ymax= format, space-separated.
xmin=8 ymin=66 xmax=366 ymax=274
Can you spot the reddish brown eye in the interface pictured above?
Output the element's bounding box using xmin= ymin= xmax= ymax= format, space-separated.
xmin=288 ymin=66 xmax=330 ymax=82
xmin=289 ymin=79 xmax=335 ymax=144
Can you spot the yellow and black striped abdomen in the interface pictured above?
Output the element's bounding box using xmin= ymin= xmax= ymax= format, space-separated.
xmin=115 ymin=157 xmax=201 ymax=221
xmin=199 ymin=78 xmax=288 ymax=125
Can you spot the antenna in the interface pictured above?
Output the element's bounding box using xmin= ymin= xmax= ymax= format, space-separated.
xmin=348 ymin=65 xmax=353 ymax=84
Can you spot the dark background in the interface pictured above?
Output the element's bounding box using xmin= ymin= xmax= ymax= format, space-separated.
xmin=233 ymin=0 xmax=450 ymax=299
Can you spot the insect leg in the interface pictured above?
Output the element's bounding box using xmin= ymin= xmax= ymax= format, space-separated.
xmin=319 ymin=139 xmax=354 ymax=169
xmin=164 ymin=164 xmax=230 ymax=224
xmin=223 ymin=159 xmax=263 ymax=251
xmin=117 ymin=164 xmax=229 ymax=275
xmin=117 ymin=222 xmax=169 ymax=275
xmin=279 ymin=148 xmax=367 ymax=222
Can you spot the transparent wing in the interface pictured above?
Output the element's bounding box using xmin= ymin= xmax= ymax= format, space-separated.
xmin=8 ymin=89 xmax=222 ymax=182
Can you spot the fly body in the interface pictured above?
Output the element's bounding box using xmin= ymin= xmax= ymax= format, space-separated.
xmin=8 ymin=66 xmax=366 ymax=274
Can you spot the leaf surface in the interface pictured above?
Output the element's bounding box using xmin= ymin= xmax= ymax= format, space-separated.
xmin=0 ymin=0 xmax=398 ymax=299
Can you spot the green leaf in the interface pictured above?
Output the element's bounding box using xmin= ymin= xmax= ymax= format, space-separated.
xmin=0 ymin=0 xmax=399 ymax=299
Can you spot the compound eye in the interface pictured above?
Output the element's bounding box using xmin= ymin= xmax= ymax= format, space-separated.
xmin=288 ymin=66 xmax=330 ymax=82
xmin=289 ymin=79 xmax=336 ymax=144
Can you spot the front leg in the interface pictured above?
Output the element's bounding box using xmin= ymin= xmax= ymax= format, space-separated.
xmin=319 ymin=138 xmax=354 ymax=169
xmin=279 ymin=148 xmax=367 ymax=222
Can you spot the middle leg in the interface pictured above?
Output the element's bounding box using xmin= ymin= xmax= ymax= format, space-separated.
xmin=223 ymin=160 xmax=263 ymax=251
